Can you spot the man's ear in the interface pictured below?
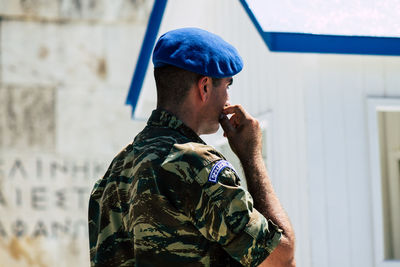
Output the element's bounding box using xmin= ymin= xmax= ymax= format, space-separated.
xmin=197 ymin=76 xmax=211 ymax=102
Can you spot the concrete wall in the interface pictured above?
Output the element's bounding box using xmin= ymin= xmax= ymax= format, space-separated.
xmin=0 ymin=1 xmax=151 ymax=266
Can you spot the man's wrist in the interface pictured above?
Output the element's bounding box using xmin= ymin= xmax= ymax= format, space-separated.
xmin=239 ymin=151 xmax=263 ymax=167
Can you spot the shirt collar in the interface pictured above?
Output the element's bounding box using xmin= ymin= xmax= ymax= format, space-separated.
xmin=147 ymin=109 xmax=206 ymax=144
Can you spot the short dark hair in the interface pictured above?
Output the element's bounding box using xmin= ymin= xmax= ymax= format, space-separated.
xmin=154 ymin=65 xmax=222 ymax=107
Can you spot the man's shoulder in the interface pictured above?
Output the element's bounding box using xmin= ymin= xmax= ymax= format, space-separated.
xmin=167 ymin=142 xmax=222 ymax=165
xmin=160 ymin=142 xmax=227 ymax=184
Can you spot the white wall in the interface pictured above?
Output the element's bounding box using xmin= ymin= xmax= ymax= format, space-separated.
xmin=305 ymin=55 xmax=400 ymax=267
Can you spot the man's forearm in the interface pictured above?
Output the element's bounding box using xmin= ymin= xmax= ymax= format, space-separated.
xmin=241 ymin=153 xmax=295 ymax=261
xmin=241 ymin=154 xmax=292 ymax=234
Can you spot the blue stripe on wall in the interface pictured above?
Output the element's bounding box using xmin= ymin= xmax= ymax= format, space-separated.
xmin=125 ymin=0 xmax=168 ymax=117
xmin=238 ymin=0 xmax=272 ymax=49
xmin=265 ymin=32 xmax=400 ymax=55
xmin=239 ymin=0 xmax=400 ymax=56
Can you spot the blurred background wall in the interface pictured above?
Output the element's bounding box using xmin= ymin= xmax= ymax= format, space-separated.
xmin=0 ymin=1 xmax=151 ymax=265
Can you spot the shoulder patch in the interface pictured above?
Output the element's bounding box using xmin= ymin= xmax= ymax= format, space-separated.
xmin=208 ymin=160 xmax=236 ymax=183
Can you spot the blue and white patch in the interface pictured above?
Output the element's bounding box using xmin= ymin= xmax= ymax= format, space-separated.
xmin=208 ymin=160 xmax=236 ymax=183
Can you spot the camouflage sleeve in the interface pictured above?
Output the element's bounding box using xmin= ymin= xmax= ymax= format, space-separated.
xmin=161 ymin=145 xmax=282 ymax=267
xmin=194 ymin=164 xmax=282 ymax=267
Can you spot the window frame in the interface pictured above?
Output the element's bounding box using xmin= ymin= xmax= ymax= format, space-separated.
xmin=367 ymin=97 xmax=400 ymax=267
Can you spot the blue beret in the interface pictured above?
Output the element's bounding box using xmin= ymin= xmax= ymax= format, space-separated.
xmin=152 ymin=28 xmax=243 ymax=78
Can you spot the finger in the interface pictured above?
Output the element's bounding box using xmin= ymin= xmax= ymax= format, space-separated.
xmin=219 ymin=114 xmax=235 ymax=136
xmin=223 ymin=105 xmax=249 ymax=120
xmin=223 ymin=104 xmax=242 ymax=115
xmin=229 ymin=114 xmax=239 ymax=128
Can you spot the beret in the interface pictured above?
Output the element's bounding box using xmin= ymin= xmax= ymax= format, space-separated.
xmin=152 ymin=28 xmax=243 ymax=78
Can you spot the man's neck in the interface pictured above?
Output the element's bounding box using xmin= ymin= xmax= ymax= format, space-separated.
xmin=158 ymin=103 xmax=202 ymax=135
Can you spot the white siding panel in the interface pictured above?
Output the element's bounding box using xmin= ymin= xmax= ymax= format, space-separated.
xmin=383 ymin=58 xmax=400 ymax=97
xmin=304 ymin=54 xmax=398 ymax=267
xmin=304 ymin=55 xmax=330 ymax=267
xmin=295 ymin=55 xmax=313 ymax=267
xmin=319 ymin=55 xmax=351 ymax=267
xmin=341 ymin=56 xmax=374 ymax=267
xmin=363 ymin=57 xmax=386 ymax=96
xmin=282 ymin=54 xmax=312 ymax=267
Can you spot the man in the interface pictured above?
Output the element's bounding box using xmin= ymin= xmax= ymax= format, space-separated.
xmin=88 ymin=28 xmax=295 ymax=267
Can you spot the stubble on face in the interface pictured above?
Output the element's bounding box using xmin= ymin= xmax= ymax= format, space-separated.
xmin=200 ymin=77 xmax=232 ymax=135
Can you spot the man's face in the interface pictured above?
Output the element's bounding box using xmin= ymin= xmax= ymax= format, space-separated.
xmin=200 ymin=77 xmax=233 ymax=134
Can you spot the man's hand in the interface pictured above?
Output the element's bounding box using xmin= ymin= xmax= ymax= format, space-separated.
xmin=219 ymin=105 xmax=262 ymax=162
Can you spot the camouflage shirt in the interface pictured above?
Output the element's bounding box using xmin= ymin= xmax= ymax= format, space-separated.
xmin=88 ymin=109 xmax=282 ymax=267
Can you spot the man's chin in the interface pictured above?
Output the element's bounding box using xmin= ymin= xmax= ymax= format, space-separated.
xmin=199 ymin=124 xmax=220 ymax=136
